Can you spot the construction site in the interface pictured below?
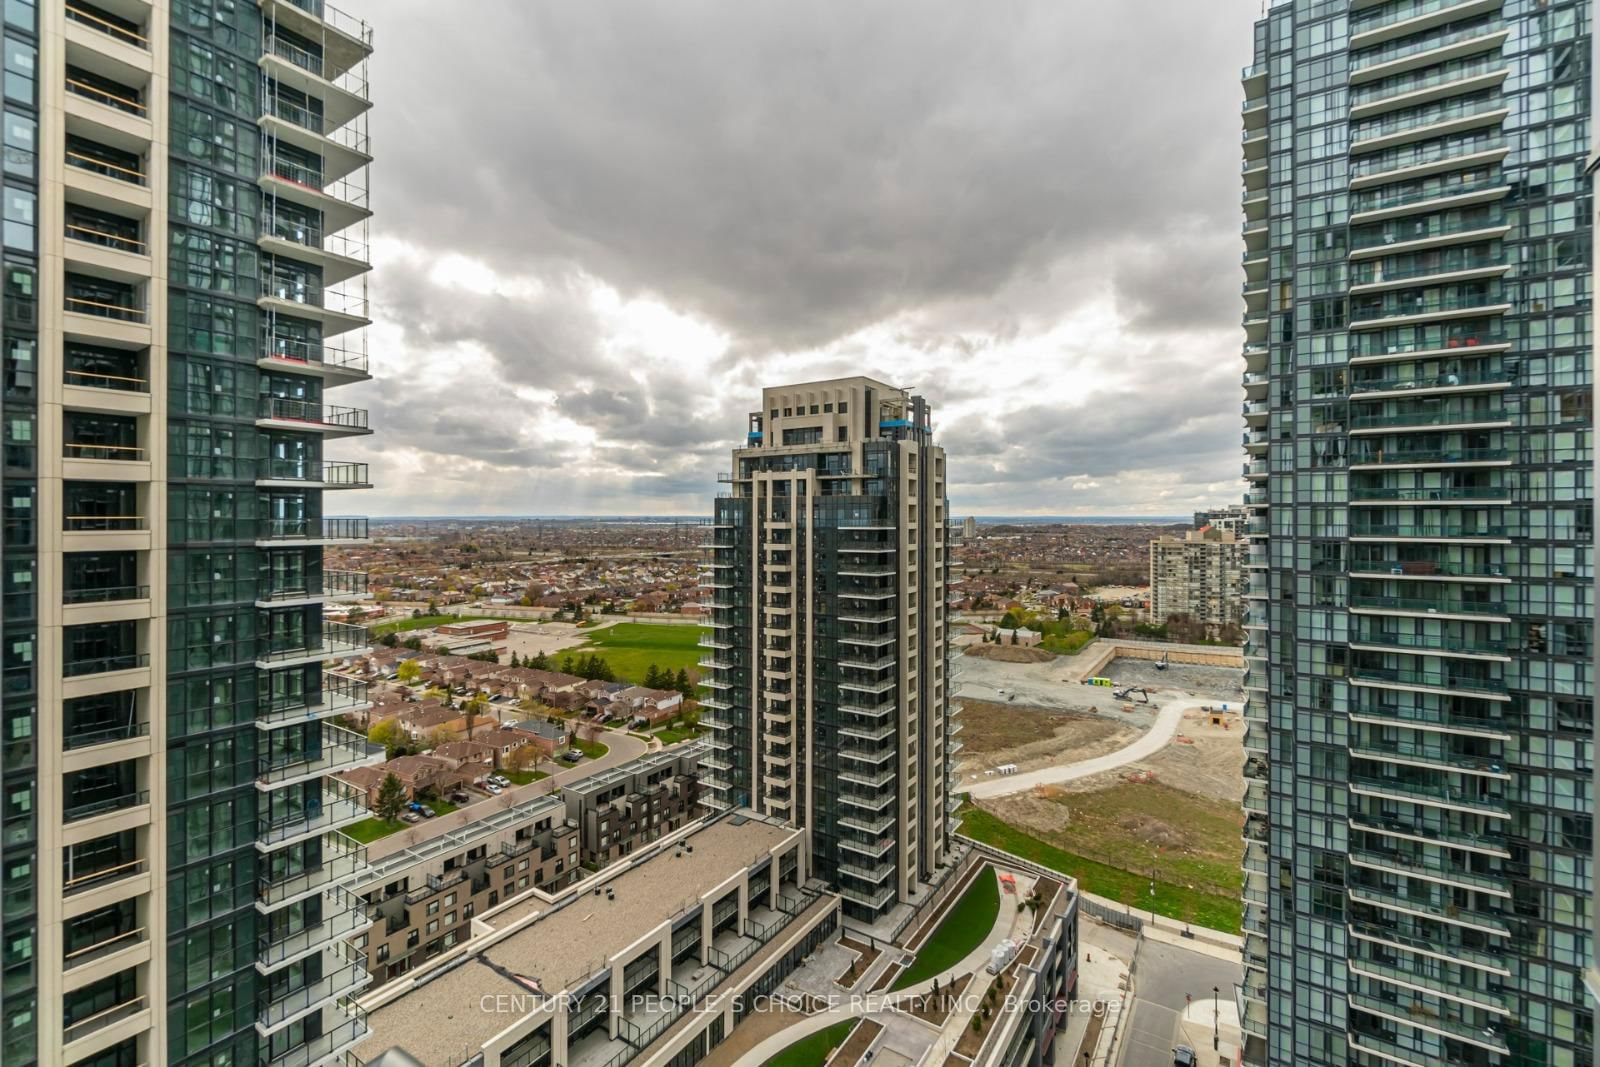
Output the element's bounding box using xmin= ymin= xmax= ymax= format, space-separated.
xmin=952 ymin=636 xmax=1247 ymax=934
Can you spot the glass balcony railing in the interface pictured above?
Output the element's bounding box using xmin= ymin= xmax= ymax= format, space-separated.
xmin=1350 ymin=19 xmax=1504 ymax=73
xmin=1349 ymin=485 xmax=1508 ymax=502
xmin=1352 ymin=132 xmax=1504 ymax=180
xmin=1349 ymin=293 xmax=1506 ymax=323
xmin=1351 ymin=0 xmax=1499 ymax=37
xmin=1349 ymin=247 xmax=1501 ymax=287
xmin=257 ymin=459 xmax=371 ymax=487
xmin=1350 ymin=522 xmax=1508 ymax=538
xmin=1350 ymin=773 xmax=1508 ymax=813
xmin=1349 ymin=407 xmax=1506 ymax=429
xmin=281 ymin=0 xmax=373 ymax=47
xmin=1350 ymin=732 xmax=1508 ymax=769
xmin=62 ymin=996 xmax=148 ymax=1048
xmin=256 ymin=621 xmax=368 ymax=665
xmin=64 ymin=295 xmax=146 ymax=323
xmin=258 ymin=517 xmax=370 ymax=541
xmin=65 ymin=75 xmax=145 ymax=116
xmin=1348 ymin=558 xmax=1505 ymax=579
xmin=260 ymin=211 xmax=370 ymax=263
xmin=1350 ymin=93 xmax=1504 ymax=146
xmin=1347 ymin=920 xmax=1505 ymax=972
xmin=1350 ymin=53 xmax=1506 ymax=109
xmin=1349 ymin=594 xmax=1505 ymax=615
xmin=1350 ymin=630 xmax=1506 ymax=655
xmin=1349 ymin=700 xmax=1515 ymax=737
xmin=63 ymin=583 xmax=150 ymax=605
xmin=66 ymin=148 xmax=145 ymax=186
xmin=1351 ymin=212 xmax=1504 ymax=251
xmin=1350 ymin=368 xmax=1510 ymax=392
xmin=258 ymin=397 xmax=370 ymax=431
xmin=1352 ymin=176 xmax=1506 ymax=217
xmin=1349 ymin=446 xmax=1509 ymax=465
xmin=63 ymin=652 xmax=148 ymax=677
xmin=64 ymin=788 xmax=148 ymax=823
xmin=1349 ymin=953 xmax=1506 ymax=1013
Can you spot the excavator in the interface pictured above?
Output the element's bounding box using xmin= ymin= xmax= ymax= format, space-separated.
xmin=1155 ymin=651 xmax=1170 ymax=671
xmin=1112 ymin=686 xmax=1152 ymax=703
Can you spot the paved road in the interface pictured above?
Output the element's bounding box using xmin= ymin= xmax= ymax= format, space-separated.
xmin=964 ymin=699 xmax=1203 ymax=799
xmin=1117 ymin=938 xmax=1242 ymax=1067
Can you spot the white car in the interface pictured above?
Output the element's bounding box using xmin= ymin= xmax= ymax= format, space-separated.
xmin=484 ymin=783 xmax=502 ymax=795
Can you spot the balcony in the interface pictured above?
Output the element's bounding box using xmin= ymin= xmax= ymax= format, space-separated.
xmin=63 ymin=583 xmax=149 ymax=607
xmin=1349 ymin=701 xmax=1513 ymax=741
xmin=62 ymin=996 xmax=149 ymax=1052
xmin=258 ymin=273 xmax=371 ymax=334
xmin=1347 ymin=992 xmax=1509 ymax=1054
xmin=63 ymin=651 xmax=148 ymax=678
xmin=1351 ymin=136 xmax=1506 ymax=189
xmin=260 ymin=154 xmax=371 ymax=234
xmin=259 ymin=1008 xmax=370 ymax=1067
xmin=258 ymin=675 xmax=370 ymax=727
xmin=1349 ymin=630 xmax=1506 ymax=657
xmin=1349 ymin=407 xmax=1508 ymax=431
xmin=1349 ymin=734 xmax=1508 ymax=775
xmin=1348 ymin=848 xmax=1506 ymax=897
xmin=257 ymin=954 xmax=371 ymax=1034
xmin=64 ymin=787 xmax=147 ymax=824
xmin=256 ymin=517 xmax=369 ymax=545
xmin=1349 ymin=95 xmax=1507 ymax=154
xmin=256 ymin=834 xmax=368 ymax=908
xmin=1348 ymin=594 xmax=1506 ymax=620
xmin=257 ymin=791 xmax=368 ymax=850
xmin=259 ymin=335 xmax=370 ymax=382
xmin=1350 ymin=0 xmax=1502 ymax=45
xmin=1350 ymin=52 xmax=1508 ymax=118
xmin=65 ymin=69 xmax=146 ymax=119
xmin=1349 ymin=485 xmax=1510 ymax=505
xmin=1350 ymin=178 xmax=1509 ymax=225
xmin=1349 ymin=953 xmax=1507 ymax=1015
xmin=256 ymin=397 xmax=372 ymax=437
xmin=63 ymin=924 xmax=148 ymax=973
xmin=255 ymin=621 xmax=368 ymax=669
xmin=65 ymin=3 xmax=147 ymax=48
xmin=259 ymin=93 xmax=370 ymax=181
xmin=255 ymin=728 xmax=382 ymax=790
xmin=64 ymin=857 xmax=147 ymax=900
xmin=1350 ymin=522 xmax=1509 ymax=541
xmin=1349 ymin=773 xmax=1508 ymax=816
xmin=1348 ymin=446 xmax=1509 ymax=468
xmin=1349 ymin=20 xmax=1508 ymax=83
xmin=1347 ymin=558 xmax=1507 ymax=581
xmin=258 ymin=887 xmax=369 ymax=970
xmin=1350 ymin=214 xmax=1507 ymax=259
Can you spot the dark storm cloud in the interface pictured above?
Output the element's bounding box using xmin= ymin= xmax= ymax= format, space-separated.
xmin=337 ymin=0 xmax=1259 ymax=515
xmin=351 ymin=0 xmax=1253 ymax=351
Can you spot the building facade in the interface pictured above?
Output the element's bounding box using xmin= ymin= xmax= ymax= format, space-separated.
xmin=1194 ymin=503 xmax=1252 ymax=534
xmin=700 ymin=377 xmax=958 ymax=921
xmin=0 ymin=2 xmax=378 ymax=1064
xmin=1148 ymin=526 xmax=1247 ymax=629
xmin=1240 ymin=3 xmax=1592 ymax=1066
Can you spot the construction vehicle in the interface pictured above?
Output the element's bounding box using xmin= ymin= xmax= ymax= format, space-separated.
xmin=1112 ymin=686 xmax=1152 ymax=703
xmin=1155 ymin=651 xmax=1170 ymax=671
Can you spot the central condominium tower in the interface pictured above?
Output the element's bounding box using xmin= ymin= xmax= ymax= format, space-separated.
xmin=700 ymin=377 xmax=958 ymax=921
xmin=1239 ymin=2 xmax=1592 ymax=1066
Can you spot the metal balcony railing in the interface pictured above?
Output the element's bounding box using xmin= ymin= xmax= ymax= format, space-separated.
xmin=65 ymin=3 xmax=146 ymax=47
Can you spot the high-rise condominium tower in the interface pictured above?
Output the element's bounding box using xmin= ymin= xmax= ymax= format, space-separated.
xmin=700 ymin=377 xmax=958 ymax=921
xmin=1 ymin=2 xmax=377 ymax=1064
xmin=1239 ymin=2 xmax=1591 ymax=1066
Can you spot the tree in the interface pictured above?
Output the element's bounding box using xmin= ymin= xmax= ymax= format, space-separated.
xmin=464 ymin=694 xmax=487 ymax=740
xmin=680 ymin=706 xmax=700 ymax=731
xmin=1009 ymin=631 xmax=1018 ymax=645
xmin=369 ymin=719 xmax=408 ymax=759
xmin=426 ymin=726 xmax=455 ymax=751
xmin=530 ymin=651 xmax=550 ymax=670
xmin=559 ymin=653 xmax=574 ymax=675
xmin=380 ymin=631 xmax=399 ymax=648
xmin=375 ymin=773 xmax=406 ymax=823
xmin=643 ymin=664 xmax=664 ymax=689
xmin=402 ymin=636 xmax=423 ymax=651
xmin=397 ymin=659 xmax=422 ymax=685
xmin=508 ymin=652 xmax=522 ymax=669
xmin=506 ymin=745 xmax=533 ymax=776
xmin=672 ymin=668 xmax=691 ymax=696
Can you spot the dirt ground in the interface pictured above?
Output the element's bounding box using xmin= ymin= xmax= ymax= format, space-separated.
xmin=497 ymin=623 xmax=593 ymax=662
xmin=963 ymin=643 xmax=1055 ymax=663
xmin=1059 ymin=707 xmax=1245 ymax=802
xmin=957 ymin=700 xmax=1141 ymax=778
xmin=1103 ymin=658 xmax=1245 ymax=702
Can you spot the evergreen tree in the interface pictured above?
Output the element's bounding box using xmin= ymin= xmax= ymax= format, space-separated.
xmin=643 ymin=664 xmax=663 ymax=689
xmin=560 ymin=653 xmax=574 ymax=675
xmin=531 ymin=650 xmax=550 ymax=671
xmin=673 ymin=668 xmax=692 ymax=696
xmin=375 ymin=773 xmax=406 ymax=824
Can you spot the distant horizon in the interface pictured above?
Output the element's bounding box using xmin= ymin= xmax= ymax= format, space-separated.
xmin=364 ymin=513 xmax=1199 ymax=523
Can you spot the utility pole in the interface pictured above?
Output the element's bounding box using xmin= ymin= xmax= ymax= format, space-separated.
xmin=1213 ymin=984 xmax=1220 ymax=1051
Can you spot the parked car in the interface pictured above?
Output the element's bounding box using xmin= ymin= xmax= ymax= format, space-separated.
xmin=485 ymin=783 xmax=502 ymax=795
xmin=420 ymin=805 xmax=437 ymax=818
xmin=1173 ymin=1047 xmax=1197 ymax=1067
xmin=488 ymin=775 xmax=510 ymax=787
xmin=447 ymin=792 xmax=470 ymax=804
xmin=561 ymin=749 xmax=582 ymax=763
xmin=400 ymin=811 xmax=422 ymax=823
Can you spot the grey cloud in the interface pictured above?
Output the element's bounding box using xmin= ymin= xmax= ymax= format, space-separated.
xmin=349 ymin=0 xmax=1256 ymax=351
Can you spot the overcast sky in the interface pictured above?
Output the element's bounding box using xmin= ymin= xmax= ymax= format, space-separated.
xmin=335 ymin=0 xmax=1259 ymax=517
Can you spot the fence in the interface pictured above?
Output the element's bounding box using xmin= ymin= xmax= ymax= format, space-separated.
xmin=1079 ymin=896 xmax=1143 ymax=934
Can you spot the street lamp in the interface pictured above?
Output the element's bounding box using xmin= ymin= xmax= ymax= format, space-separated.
xmin=1213 ymin=985 xmax=1220 ymax=1051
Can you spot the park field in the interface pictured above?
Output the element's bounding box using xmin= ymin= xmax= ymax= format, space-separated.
xmin=564 ymin=622 xmax=704 ymax=686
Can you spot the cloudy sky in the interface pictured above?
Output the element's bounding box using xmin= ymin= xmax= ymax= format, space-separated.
xmin=335 ymin=0 xmax=1258 ymax=517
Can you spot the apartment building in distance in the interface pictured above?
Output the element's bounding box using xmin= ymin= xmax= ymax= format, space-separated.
xmin=699 ymin=377 xmax=958 ymax=921
xmin=1240 ymin=3 xmax=1592 ymax=1065
xmin=1148 ymin=526 xmax=1247 ymax=630
xmin=1193 ymin=503 xmax=1251 ymax=535
xmin=561 ymin=747 xmax=704 ymax=866
xmin=0 ymin=2 xmax=378 ymax=1065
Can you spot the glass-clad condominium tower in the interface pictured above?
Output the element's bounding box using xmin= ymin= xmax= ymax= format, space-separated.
xmin=1239 ymin=2 xmax=1592 ymax=1066
xmin=0 ymin=2 xmax=378 ymax=1064
xmin=700 ymin=378 xmax=959 ymax=921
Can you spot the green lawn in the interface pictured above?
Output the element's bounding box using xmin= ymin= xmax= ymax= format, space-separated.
xmin=957 ymin=807 xmax=1242 ymax=935
xmin=655 ymin=724 xmax=704 ymax=745
xmin=503 ymin=770 xmax=549 ymax=786
xmin=762 ymin=1020 xmax=858 ymax=1067
xmin=572 ymin=737 xmax=609 ymax=760
xmin=892 ymin=869 xmax=1000 ymax=990
xmin=562 ymin=623 xmax=704 ymax=686
xmin=343 ymin=818 xmax=405 ymax=844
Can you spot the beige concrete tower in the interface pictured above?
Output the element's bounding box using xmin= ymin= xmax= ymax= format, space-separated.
xmin=700 ymin=377 xmax=959 ymax=923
